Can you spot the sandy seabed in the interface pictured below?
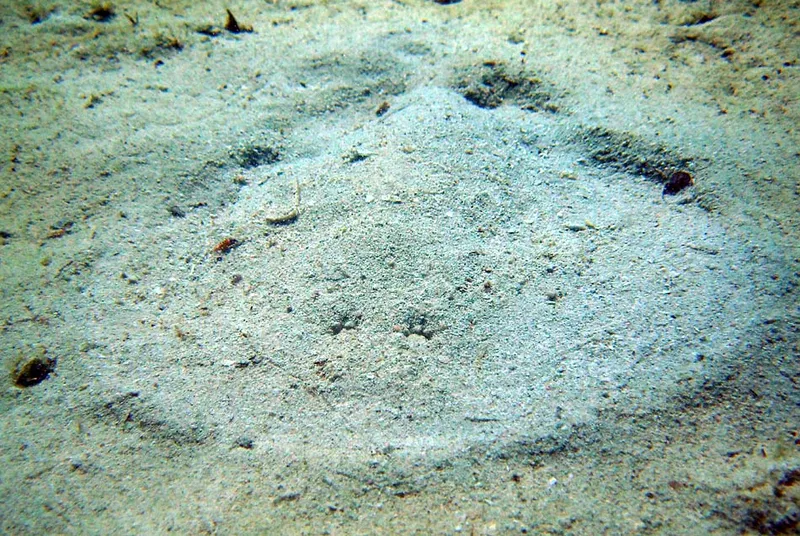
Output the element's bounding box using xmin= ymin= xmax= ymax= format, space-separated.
xmin=1 ymin=1 xmax=798 ymax=534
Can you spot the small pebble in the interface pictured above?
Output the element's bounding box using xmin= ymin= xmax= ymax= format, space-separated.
xmin=235 ymin=436 xmax=254 ymax=449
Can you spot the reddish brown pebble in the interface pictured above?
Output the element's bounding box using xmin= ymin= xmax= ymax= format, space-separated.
xmin=213 ymin=237 xmax=239 ymax=253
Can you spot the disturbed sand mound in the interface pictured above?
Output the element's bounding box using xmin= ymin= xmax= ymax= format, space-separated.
xmin=81 ymin=87 xmax=759 ymax=463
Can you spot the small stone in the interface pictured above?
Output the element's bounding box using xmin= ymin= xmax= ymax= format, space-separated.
xmin=12 ymin=356 xmax=56 ymax=387
xmin=235 ymin=436 xmax=254 ymax=449
xmin=545 ymin=290 xmax=561 ymax=302
xmin=168 ymin=205 xmax=185 ymax=218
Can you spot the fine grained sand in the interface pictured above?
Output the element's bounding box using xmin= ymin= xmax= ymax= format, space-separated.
xmin=1 ymin=1 xmax=798 ymax=533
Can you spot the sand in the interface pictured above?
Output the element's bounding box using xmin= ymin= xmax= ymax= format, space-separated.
xmin=1 ymin=0 xmax=798 ymax=533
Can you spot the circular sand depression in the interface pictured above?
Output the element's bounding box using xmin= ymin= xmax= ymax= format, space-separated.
xmin=88 ymin=88 xmax=756 ymax=462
